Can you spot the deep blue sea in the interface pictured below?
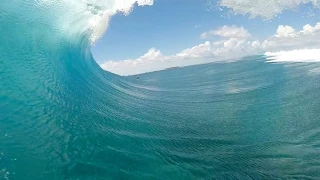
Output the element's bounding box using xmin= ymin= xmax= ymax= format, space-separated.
xmin=1 ymin=1 xmax=320 ymax=179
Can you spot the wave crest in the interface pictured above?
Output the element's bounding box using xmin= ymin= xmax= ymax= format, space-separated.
xmin=34 ymin=0 xmax=153 ymax=44
xmin=265 ymin=49 xmax=320 ymax=62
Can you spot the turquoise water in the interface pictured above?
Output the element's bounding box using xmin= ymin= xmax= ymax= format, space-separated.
xmin=1 ymin=1 xmax=320 ymax=179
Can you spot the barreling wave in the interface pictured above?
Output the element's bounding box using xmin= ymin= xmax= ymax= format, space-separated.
xmin=1 ymin=1 xmax=320 ymax=180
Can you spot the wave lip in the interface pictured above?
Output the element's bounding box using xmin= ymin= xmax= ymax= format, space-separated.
xmin=33 ymin=0 xmax=154 ymax=45
xmin=85 ymin=0 xmax=154 ymax=44
xmin=265 ymin=49 xmax=320 ymax=62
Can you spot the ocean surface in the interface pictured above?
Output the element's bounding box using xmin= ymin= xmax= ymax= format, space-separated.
xmin=1 ymin=1 xmax=320 ymax=179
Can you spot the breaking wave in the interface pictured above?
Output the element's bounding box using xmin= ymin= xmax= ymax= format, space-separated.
xmin=1 ymin=1 xmax=320 ymax=179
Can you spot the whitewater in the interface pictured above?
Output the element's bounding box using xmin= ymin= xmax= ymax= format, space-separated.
xmin=1 ymin=0 xmax=320 ymax=179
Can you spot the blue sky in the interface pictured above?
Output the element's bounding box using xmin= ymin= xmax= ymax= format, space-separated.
xmin=91 ymin=0 xmax=320 ymax=75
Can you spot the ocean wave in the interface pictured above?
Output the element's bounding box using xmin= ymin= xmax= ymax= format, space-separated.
xmin=1 ymin=1 xmax=320 ymax=179
xmin=265 ymin=49 xmax=320 ymax=62
xmin=21 ymin=0 xmax=153 ymax=44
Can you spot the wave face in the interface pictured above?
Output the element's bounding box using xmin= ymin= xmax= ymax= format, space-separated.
xmin=1 ymin=1 xmax=320 ymax=179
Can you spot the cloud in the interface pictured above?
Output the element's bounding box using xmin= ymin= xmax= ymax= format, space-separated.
xmin=301 ymin=22 xmax=320 ymax=34
xmin=176 ymin=41 xmax=212 ymax=58
xmin=112 ymin=0 xmax=154 ymax=16
xmin=201 ymin=25 xmax=251 ymax=39
xmin=100 ymin=42 xmax=215 ymax=76
xmin=217 ymin=0 xmax=320 ymax=19
xmin=100 ymin=22 xmax=320 ymax=76
xmin=262 ymin=23 xmax=320 ymax=51
xmin=100 ymin=48 xmax=169 ymax=75
xmin=275 ymin=25 xmax=296 ymax=37
xmin=139 ymin=48 xmax=164 ymax=60
xmin=251 ymin=41 xmax=261 ymax=49
xmin=100 ymin=35 xmax=259 ymax=75
xmin=136 ymin=0 xmax=153 ymax=6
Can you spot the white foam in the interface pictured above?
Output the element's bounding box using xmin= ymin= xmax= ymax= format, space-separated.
xmin=36 ymin=0 xmax=153 ymax=44
xmin=265 ymin=49 xmax=320 ymax=62
xmin=83 ymin=0 xmax=154 ymax=44
xmin=1 ymin=168 xmax=9 ymax=180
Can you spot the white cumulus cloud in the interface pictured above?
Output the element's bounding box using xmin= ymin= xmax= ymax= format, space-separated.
xmin=100 ymin=26 xmax=258 ymax=75
xmin=217 ymin=0 xmax=320 ymax=19
xmin=177 ymin=41 xmax=212 ymax=58
xmin=275 ymin=25 xmax=297 ymax=37
xmin=301 ymin=22 xmax=320 ymax=34
xmin=100 ymin=22 xmax=320 ymax=76
xmin=262 ymin=22 xmax=320 ymax=51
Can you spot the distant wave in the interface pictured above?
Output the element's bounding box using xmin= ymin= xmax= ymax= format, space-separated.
xmin=265 ymin=49 xmax=320 ymax=62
